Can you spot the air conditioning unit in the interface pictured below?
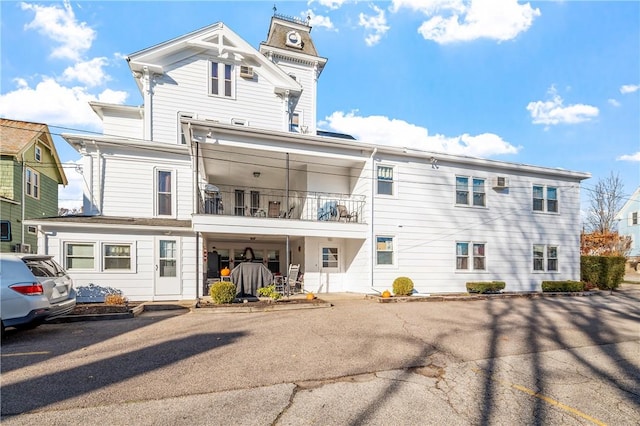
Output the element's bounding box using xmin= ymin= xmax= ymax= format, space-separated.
xmin=492 ymin=176 xmax=509 ymax=189
xmin=14 ymin=243 xmax=31 ymax=253
xmin=240 ymin=66 xmax=254 ymax=78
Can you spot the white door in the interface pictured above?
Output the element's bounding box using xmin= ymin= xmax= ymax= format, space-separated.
xmin=319 ymin=246 xmax=341 ymax=293
xmin=155 ymin=238 xmax=181 ymax=296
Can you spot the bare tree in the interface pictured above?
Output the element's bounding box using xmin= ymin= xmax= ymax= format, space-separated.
xmin=586 ymin=172 xmax=625 ymax=233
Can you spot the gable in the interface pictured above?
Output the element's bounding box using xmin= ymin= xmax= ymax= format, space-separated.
xmin=127 ymin=22 xmax=302 ymax=96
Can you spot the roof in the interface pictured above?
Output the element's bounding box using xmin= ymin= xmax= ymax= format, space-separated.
xmin=23 ymin=215 xmax=192 ymax=231
xmin=262 ymin=15 xmax=319 ymax=57
xmin=615 ymin=186 xmax=640 ymax=220
xmin=0 ymin=118 xmax=68 ymax=185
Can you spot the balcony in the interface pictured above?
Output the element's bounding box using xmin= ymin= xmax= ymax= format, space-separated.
xmin=198 ymin=187 xmax=366 ymax=224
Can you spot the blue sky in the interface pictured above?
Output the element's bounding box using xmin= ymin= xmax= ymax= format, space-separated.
xmin=1 ymin=1 xmax=638 ymax=213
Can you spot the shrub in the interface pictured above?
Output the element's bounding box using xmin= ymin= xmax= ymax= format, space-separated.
xmin=104 ymin=293 xmax=128 ymax=305
xmin=392 ymin=277 xmax=414 ymax=296
xmin=257 ymin=284 xmax=282 ymax=300
xmin=209 ymin=281 xmax=237 ymax=304
xmin=466 ymin=281 xmax=505 ymax=294
xmin=581 ymin=256 xmax=626 ymax=291
xmin=541 ymin=281 xmax=584 ymax=292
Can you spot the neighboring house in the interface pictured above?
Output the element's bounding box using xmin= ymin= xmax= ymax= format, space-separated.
xmin=616 ymin=186 xmax=640 ymax=259
xmin=25 ymin=14 xmax=590 ymax=301
xmin=0 ymin=119 xmax=68 ymax=254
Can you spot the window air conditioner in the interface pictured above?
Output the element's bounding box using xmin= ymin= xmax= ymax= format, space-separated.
xmin=14 ymin=243 xmax=31 ymax=253
xmin=492 ymin=176 xmax=509 ymax=189
xmin=240 ymin=66 xmax=254 ymax=78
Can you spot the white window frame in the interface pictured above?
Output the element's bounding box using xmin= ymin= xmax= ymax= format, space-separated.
xmin=376 ymin=165 xmax=395 ymax=197
xmin=533 ymin=244 xmax=559 ymax=272
xmin=321 ymin=246 xmax=340 ymax=272
xmin=376 ymin=235 xmax=395 ymax=266
xmin=456 ymin=176 xmax=486 ymax=207
xmin=533 ymin=185 xmax=559 ymax=213
xmin=27 ymin=225 xmax=37 ymax=235
xmin=102 ymin=242 xmax=135 ymax=272
xmin=455 ymin=241 xmax=487 ymax=271
xmin=34 ymin=145 xmax=42 ymax=162
xmin=64 ymin=242 xmax=96 ymax=271
xmin=630 ymin=211 xmax=638 ymax=226
xmin=209 ymin=61 xmax=234 ymax=98
xmin=155 ymin=168 xmax=176 ymax=218
xmin=25 ymin=167 xmax=40 ymax=199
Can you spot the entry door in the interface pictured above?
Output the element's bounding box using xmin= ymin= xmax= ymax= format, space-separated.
xmin=155 ymin=238 xmax=181 ymax=296
xmin=319 ymin=246 xmax=340 ymax=293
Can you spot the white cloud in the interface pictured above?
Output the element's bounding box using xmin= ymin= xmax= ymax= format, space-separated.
xmin=0 ymin=77 xmax=128 ymax=130
xmin=617 ymin=152 xmax=640 ymax=162
xmin=526 ymin=86 xmax=599 ymax=126
xmin=322 ymin=110 xmax=521 ymax=157
xmin=304 ymin=10 xmax=335 ymax=31
xmin=61 ymin=57 xmax=110 ymax=87
xmin=309 ymin=0 xmax=347 ymax=10
xmin=359 ymin=5 xmax=390 ymax=46
xmin=59 ymin=160 xmax=85 ymax=211
xmin=392 ymin=0 xmax=540 ymax=44
xmin=620 ymin=84 xmax=640 ymax=94
xmin=21 ymin=0 xmax=96 ymax=61
xmin=608 ymin=98 xmax=621 ymax=107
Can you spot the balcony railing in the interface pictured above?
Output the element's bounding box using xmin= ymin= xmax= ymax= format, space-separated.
xmin=198 ymin=187 xmax=366 ymax=224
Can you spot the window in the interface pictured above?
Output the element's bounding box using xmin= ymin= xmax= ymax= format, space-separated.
xmin=0 ymin=220 xmax=11 ymax=241
xmin=35 ymin=146 xmax=42 ymax=162
xmin=533 ymin=244 xmax=558 ymax=272
xmin=234 ymin=190 xmax=245 ymax=216
xmin=156 ymin=170 xmax=173 ymax=216
xmin=65 ymin=243 xmax=95 ymax=270
xmin=210 ymin=61 xmax=233 ymax=97
xmin=27 ymin=225 xmax=37 ymax=235
xmin=290 ymin=112 xmax=300 ymax=132
xmin=322 ymin=247 xmax=339 ymax=269
xmin=250 ymin=191 xmax=260 ymax=216
xmin=456 ymin=242 xmax=486 ymax=271
xmin=25 ymin=168 xmax=40 ymax=199
xmin=159 ymin=240 xmax=177 ymax=277
xmin=533 ymin=185 xmax=558 ymax=212
xmin=632 ymin=212 xmax=638 ymax=226
xmin=103 ymin=244 xmax=132 ymax=270
xmin=376 ymin=236 xmax=394 ymax=265
xmin=456 ymin=176 xmax=485 ymax=207
xmin=377 ymin=166 xmax=393 ymax=196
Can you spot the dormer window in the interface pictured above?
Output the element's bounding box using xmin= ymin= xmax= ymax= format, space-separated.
xmin=285 ymin=30 xmax=302 ymax=49
xmin=210 ymin=61 xmax=233 ymax=98
xmin=34 ymin=145 xmax=42 ymax=162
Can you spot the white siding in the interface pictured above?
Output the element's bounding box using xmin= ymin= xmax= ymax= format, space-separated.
xmin=102 ymin=114 xmax=143 ymax=140
xmin=151 ymin=55 xmax=285 ymax=143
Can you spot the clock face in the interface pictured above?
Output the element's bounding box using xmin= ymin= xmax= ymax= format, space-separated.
xmin=287 ymin=31 xmax=300 ymax=46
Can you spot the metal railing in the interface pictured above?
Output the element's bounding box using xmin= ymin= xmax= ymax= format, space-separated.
xmin=198 ymin=187 xmax=366 ymax=223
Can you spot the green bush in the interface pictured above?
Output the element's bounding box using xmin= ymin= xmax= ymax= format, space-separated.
xmin=257 ymin=284 xmax=282 ymax=300
xmin=392 ymin=277 xmax=414 ymax=296
xmin=466 ymin=281 xmax=505 ymax=294
xmin=581 ymin=256 xmax=626 ymax=290
xmin=541 ymin=281 xmax=584 ymax=292
xmin=209 ymin=281 xmax=237 ymax=304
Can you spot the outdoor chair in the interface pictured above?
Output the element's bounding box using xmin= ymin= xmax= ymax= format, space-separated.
xmin=336 ymin=204 xmax=357 ymax=222
xmin=284 ymin=264 xmax=302 ymax=295
xmin=268 ymin=201 xmax=281 ymax=218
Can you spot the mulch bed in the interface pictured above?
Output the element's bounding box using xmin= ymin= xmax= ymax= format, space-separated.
xmin=70 ymin=303 xmax=140 ymax=315
xmin=197 ymin=298 xmax=326 ymax=309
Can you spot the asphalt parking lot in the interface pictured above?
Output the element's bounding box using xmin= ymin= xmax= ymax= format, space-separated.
xmin=2 ymin=288 xmax=639 ymax=425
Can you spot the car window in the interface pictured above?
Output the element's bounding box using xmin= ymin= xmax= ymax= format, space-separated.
xmin=24 ymin=259 xmax=63 ymax=277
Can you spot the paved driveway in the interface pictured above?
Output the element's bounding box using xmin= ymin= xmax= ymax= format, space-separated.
xmin=2 ymin=289 xmax=639 ymax=425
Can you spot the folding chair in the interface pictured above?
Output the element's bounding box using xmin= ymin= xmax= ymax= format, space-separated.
xmin=285 ymin=264 xmax=301 ymax=295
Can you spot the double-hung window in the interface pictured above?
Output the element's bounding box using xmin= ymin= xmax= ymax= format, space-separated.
xmin=377 ymin=166 xmax=393 ymax=196
xmin=533 ymin=185 xmax=558 ymax=213
xmin=35 ymin=146 xmax=42 ymax=162
xmin=65 ymin=243 xmax=95 ymax=270
xmin=25 ymin=168 xmax=40 ymax=199
xmin=533 ymin=245 xmax=558 ymax=272
xmin=456 ymin=242 xmax=486 ymax=271
xmin=456 ymin=176 xmax=485 ymax=207
xmin=210 ymin=61 xmax=233 ymax=98
xmin=376 ymin=236 xmax=394 ymax=265
xmin=156 ymin=170 xmax=173 ymax=216
xmin=103 ymin=244 xmax=132 ymax=270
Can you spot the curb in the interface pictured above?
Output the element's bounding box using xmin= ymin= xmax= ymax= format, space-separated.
xmin=192 ymin=301 xmax=332 ymax=313
xmin=50 ymin=303 xmax=187 ymax=323
xmin=366 ymin=291 xmax=599 ymax=303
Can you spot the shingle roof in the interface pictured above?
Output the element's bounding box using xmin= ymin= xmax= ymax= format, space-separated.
xmin=0 ymin=118 xmax=48 ymax=156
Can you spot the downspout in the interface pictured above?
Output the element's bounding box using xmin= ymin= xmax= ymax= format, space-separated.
xmin=21 ymin=155 xmax=25 ymax=246
xmin=194 ymin=133 xmax=200 ymax=300
xmin=370 ymin=148 xmax=378 ymax=293
xmin=93 ymin=142 xmax=102 ymax=215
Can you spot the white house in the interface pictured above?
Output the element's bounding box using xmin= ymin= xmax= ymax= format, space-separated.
xmin=27 ymin=14 xmax=590 ymax=301
xmin=616 ymin=186 xmax=640 ymax=259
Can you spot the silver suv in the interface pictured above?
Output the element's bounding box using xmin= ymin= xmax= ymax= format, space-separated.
xmin=1 ymin=254 xmax=76 ymax=335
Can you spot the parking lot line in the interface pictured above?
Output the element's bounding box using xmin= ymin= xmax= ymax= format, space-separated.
xmin=1 ymin=351 xmax=50 ymax=357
